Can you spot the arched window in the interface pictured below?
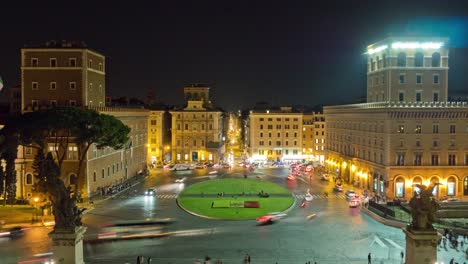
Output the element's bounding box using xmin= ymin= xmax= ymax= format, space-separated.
xmin=412 ymin=176 xmax=422 ymax=195
xmin=397 ymin=52 xmax=406 ymax=67
xmin=447 ymin=176 xmax=456 ymax=196
xmin=414 ymin=52 xmax=424 ymax=67
xmin=464 ymin=176 xmax=468 ymax=196
xmin=370 ymin=58 xmax=374 ymax=71
xmin=376 ymin=56 xmax=380 ymax=70
xmin=430 ymin=177 xmax=439 ymax=196
xmin=382 ymin=54 xmax=387 ymax=68
xmin=69 ymin=173 xmax=77 ymax=185
xmin=379 ymin=175 xmax=384 ymax=193
xmin=432 ymin=52 xmax=441 ymax=67
xmin=185 ymin=92 xmax=192 ymax=101
xmin=395 ymin=177 xmax=405 ymax=198
xmin=25 ymin=173 xmax=33 ymax=185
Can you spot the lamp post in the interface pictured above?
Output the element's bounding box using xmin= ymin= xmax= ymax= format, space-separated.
xmin=33 ymin=197 xmax=39 ymax=222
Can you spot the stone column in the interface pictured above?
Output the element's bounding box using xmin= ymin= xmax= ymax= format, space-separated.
xmin=403 ymin=227 xmax=439 ymax=264
xmin=49 ymin=226 xmax=87 ymax=264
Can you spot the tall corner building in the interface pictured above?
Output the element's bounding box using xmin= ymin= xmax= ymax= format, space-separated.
xmin=324 ymin=37 xmax=468 ymax=200
xmin=15 ymin=41 xmax=148 ymax=200
xmin=169 ymin=84 xmax=225 ymax=163
xmin=21 ymin=40 xmax=106 ymax=110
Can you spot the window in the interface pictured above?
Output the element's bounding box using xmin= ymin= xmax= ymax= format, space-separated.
xmin=432 ymin=124 xmax=439 ymax=134
xmin=102 ymin=169 xmax=105 ymax=178
xmin=414 ymin=153 xmax=422 ymax=166
xmin=433 ymin=92 xmax=439 ymax=102
xmin=31 ymin=58 xmax=38 ymax=67
xmin=414 ymin=125 xmax=422 ymax=134
xmin=259 ymin=118 xmax=264 ymax=121
xmin=50 ymin=58 xmax=57 ymax=67
xmin=448 ymin=154 xmax=456 ymax=166
xmin=397 ymin=52 xmax=406 ymax=67
xmin=399 ymin=73 xmax=406 ymax=84
xmin=93 ymin=171 xmax=96 ymax=182
xmin=398 ymin=92 xmax=404 ymax=102
xmin=276 ymin=125 xmax=281 ymax=129
xmin=69 ymin=58 xmax=77 ymax=67
xmin=193 ymin=140 xmax=196 ymax=146
xmin=32 ymin=82 xmax=38 ymax=90
xmin=268 ymin=132 xmax=272 ymax=137
xmin=415 ymin=91 xmax=422 ymax=102
xmin=396 ymin=153 xmax=405 ymax=166
xmin=416 ymin=74 xmax=422 ymax=84
xmin=150 ymin=120 xmax=156 ymax=126
xmin=50 ymin=82 xmax=57 ymax=90
xmin=276 ymin=118 xmax=281 ymax=121
xmin=431 ymin=154 xmax=439 ymax=166
xmin=414 ymin=52 xmax=424 ymax=67
xmin=432 ymin=52 xmax=441 ymax=67
xmin=397 ymin=125 xmax=405 ymax=133
xmin=260 ymin=124 xmax=263 ymax=129
xmin=433 ymin=74 xmax=439 ymax=84
xmin=25 ymin=173 xmax=33 ymax=185
xmin=447 ymin=177 xmax=456 ymax=196
xmin=260 ymin=132 xmax=263 ymax=138
xmin=433 ymin=140 xmax=439 ymax=148
xmin=88 ymin=60 xmax=92 ymax=68
xmin=259 ymin=141 xmax=264 ymax=146
xmin=466 ymin=153 xmax=468 ymax=165
xmin=209 ymin=124 xmax=213 ymax=130
xmin=277 ymin=132 xmax=280 ymax=137
xmin=69 ymin=82 xmax=76 ymax=90
xmin=267 ymin=125 xmax=273 ymax=129
xmin=268 ymin=141 xmax=272 ymax=146
xmin=50 ymin=100 xmax=57 ymax=107
xmin=108 ymin=166 xmax=110 ymax=176
xmin=276 ymin=141 xmax=281 ymax=146
xmin=449 ymin=124 xmax=456 ymax=134
xmin=184 ymin=124 xmax=188 ymax=130
xmin=395 ymin=177 xmax=405 ymax=198
xmin=99 ymin=63 xmax=103 ymax=71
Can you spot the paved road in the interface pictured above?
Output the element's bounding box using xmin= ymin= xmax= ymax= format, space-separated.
xmin=1 ymin=166 xmax=466 ymax=263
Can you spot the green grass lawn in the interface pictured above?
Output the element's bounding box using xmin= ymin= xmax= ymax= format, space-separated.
xmin=180 ymin=178 xmax=290 ymax=195
xmin=178 ymin=179 xmax=294 ymax=220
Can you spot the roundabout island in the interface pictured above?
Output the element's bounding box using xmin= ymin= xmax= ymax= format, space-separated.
xmin=177 ymin=178 xmax=295 ymax=220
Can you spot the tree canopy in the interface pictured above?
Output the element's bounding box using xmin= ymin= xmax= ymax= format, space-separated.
xmin=0 ymin=107 xmax=131 ymax=228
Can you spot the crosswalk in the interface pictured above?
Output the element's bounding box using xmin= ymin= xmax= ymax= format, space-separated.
xmin=113 ymin=193 xmax=178 ymax=199
xmin=294 ymin=193 xmax=346 ymax=199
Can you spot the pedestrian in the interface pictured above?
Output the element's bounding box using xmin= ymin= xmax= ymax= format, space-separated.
xmin=147 ymin=257 xmax=152 ymax=263
xmin=450 ymin=257 xmax=454 ymax=264
xmin=247 ymin=254 xmax=251 ymax=263
xmin=368 ymin=252 xmax=372 ymax=264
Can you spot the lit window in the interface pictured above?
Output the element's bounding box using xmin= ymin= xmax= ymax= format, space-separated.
xmin=433 ymin=74 xmax=439 ymax=84
xmin=50 ymin=82 xmax=57 ymax=90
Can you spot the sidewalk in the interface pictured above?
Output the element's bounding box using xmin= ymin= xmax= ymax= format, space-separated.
xmin=0 ymin=173 xmax=147 ymax=229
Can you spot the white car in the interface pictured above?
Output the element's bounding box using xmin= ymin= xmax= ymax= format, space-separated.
xmin=144 ymin=188 xmax=156 ymax=196
xmin=175 ymin=177 xmax=187 ymax=183
xmin=345 ymin=190 xmax=356 ymax=199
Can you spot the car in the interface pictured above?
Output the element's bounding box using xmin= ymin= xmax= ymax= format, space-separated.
xmin=320 ymin=174 xmax=330 ymax=181
xmin=144 ymin=188 xmax=156 ymax=196
xmin=194 ymin=163 xmax=206 ymax=169
xmin=267 ymin=212 xmax=287 ymax=220
xmin=305 ymin=194 xmax=313 ymax=201
xmin=222 ymin=164 xmax=231 ymax=169
xmin=175 ymin=177 xmax=187 ymax=183
xmin=345 ymin=190 xmax=356 ymax=199
xmin=349 ymin=199 xmax=360 ymax=208
xmin=170 ymin=164 xmax=190 ymax=171
xmin=256 ymin=212 xmax=287 ymax=224
xmin=0 ymin=226 xmax=25 ymax=238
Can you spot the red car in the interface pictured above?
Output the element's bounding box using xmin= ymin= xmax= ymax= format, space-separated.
xmin=222 ymin=164 xmax=231 ymax=169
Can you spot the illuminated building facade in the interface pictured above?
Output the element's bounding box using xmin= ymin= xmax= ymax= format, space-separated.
xmin=248 ymin=107 xmax=303 ymax=163
xmin=11 ymin=41 xmax=148 ymax=201
xmin=302 ymin=112 xmax=326 ymax=164
xmin=147 ymin=110 xmax=166 ymax=164
xmin=324 ymin=37 xmax=468 ymax=200
xmin=170 ymin=85 xmax=225 ymax=164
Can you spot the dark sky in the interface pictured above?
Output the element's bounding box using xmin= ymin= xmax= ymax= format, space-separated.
xmin=1 ymin=0 xmax=467 ymax=111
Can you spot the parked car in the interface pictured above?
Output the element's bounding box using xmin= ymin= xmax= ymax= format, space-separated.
xmin=170 ymin=164 xmax=190 ymax=171
xmin=194 ymin=163 xmax=206 ymax=169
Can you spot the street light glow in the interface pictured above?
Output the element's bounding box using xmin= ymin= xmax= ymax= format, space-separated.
xmin=391 ymin=42 xmax=443 ymax=49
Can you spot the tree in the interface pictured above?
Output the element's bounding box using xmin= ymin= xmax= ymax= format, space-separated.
xmin=0 ymin=107 xmax=130 ymax=229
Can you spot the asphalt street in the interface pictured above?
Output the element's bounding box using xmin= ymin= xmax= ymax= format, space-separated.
xmin=1 ymin=166 xmax=466 ymax=264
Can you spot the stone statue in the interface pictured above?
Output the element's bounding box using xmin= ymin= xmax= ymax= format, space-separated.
xmin=408 ymin=182 xmax=440 ymax=230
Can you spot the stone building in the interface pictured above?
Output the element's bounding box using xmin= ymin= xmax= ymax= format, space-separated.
xmin=11 ymin=41 xmax=148 ymax=200
xmin=324 ymin=37 xmax=468 ymax=200
xmin=169 ymin=85 xmax=225 ymax=164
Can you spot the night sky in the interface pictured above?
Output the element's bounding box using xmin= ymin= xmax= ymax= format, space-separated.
xmin=1 ymin=1 xmax=467 ymax=111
